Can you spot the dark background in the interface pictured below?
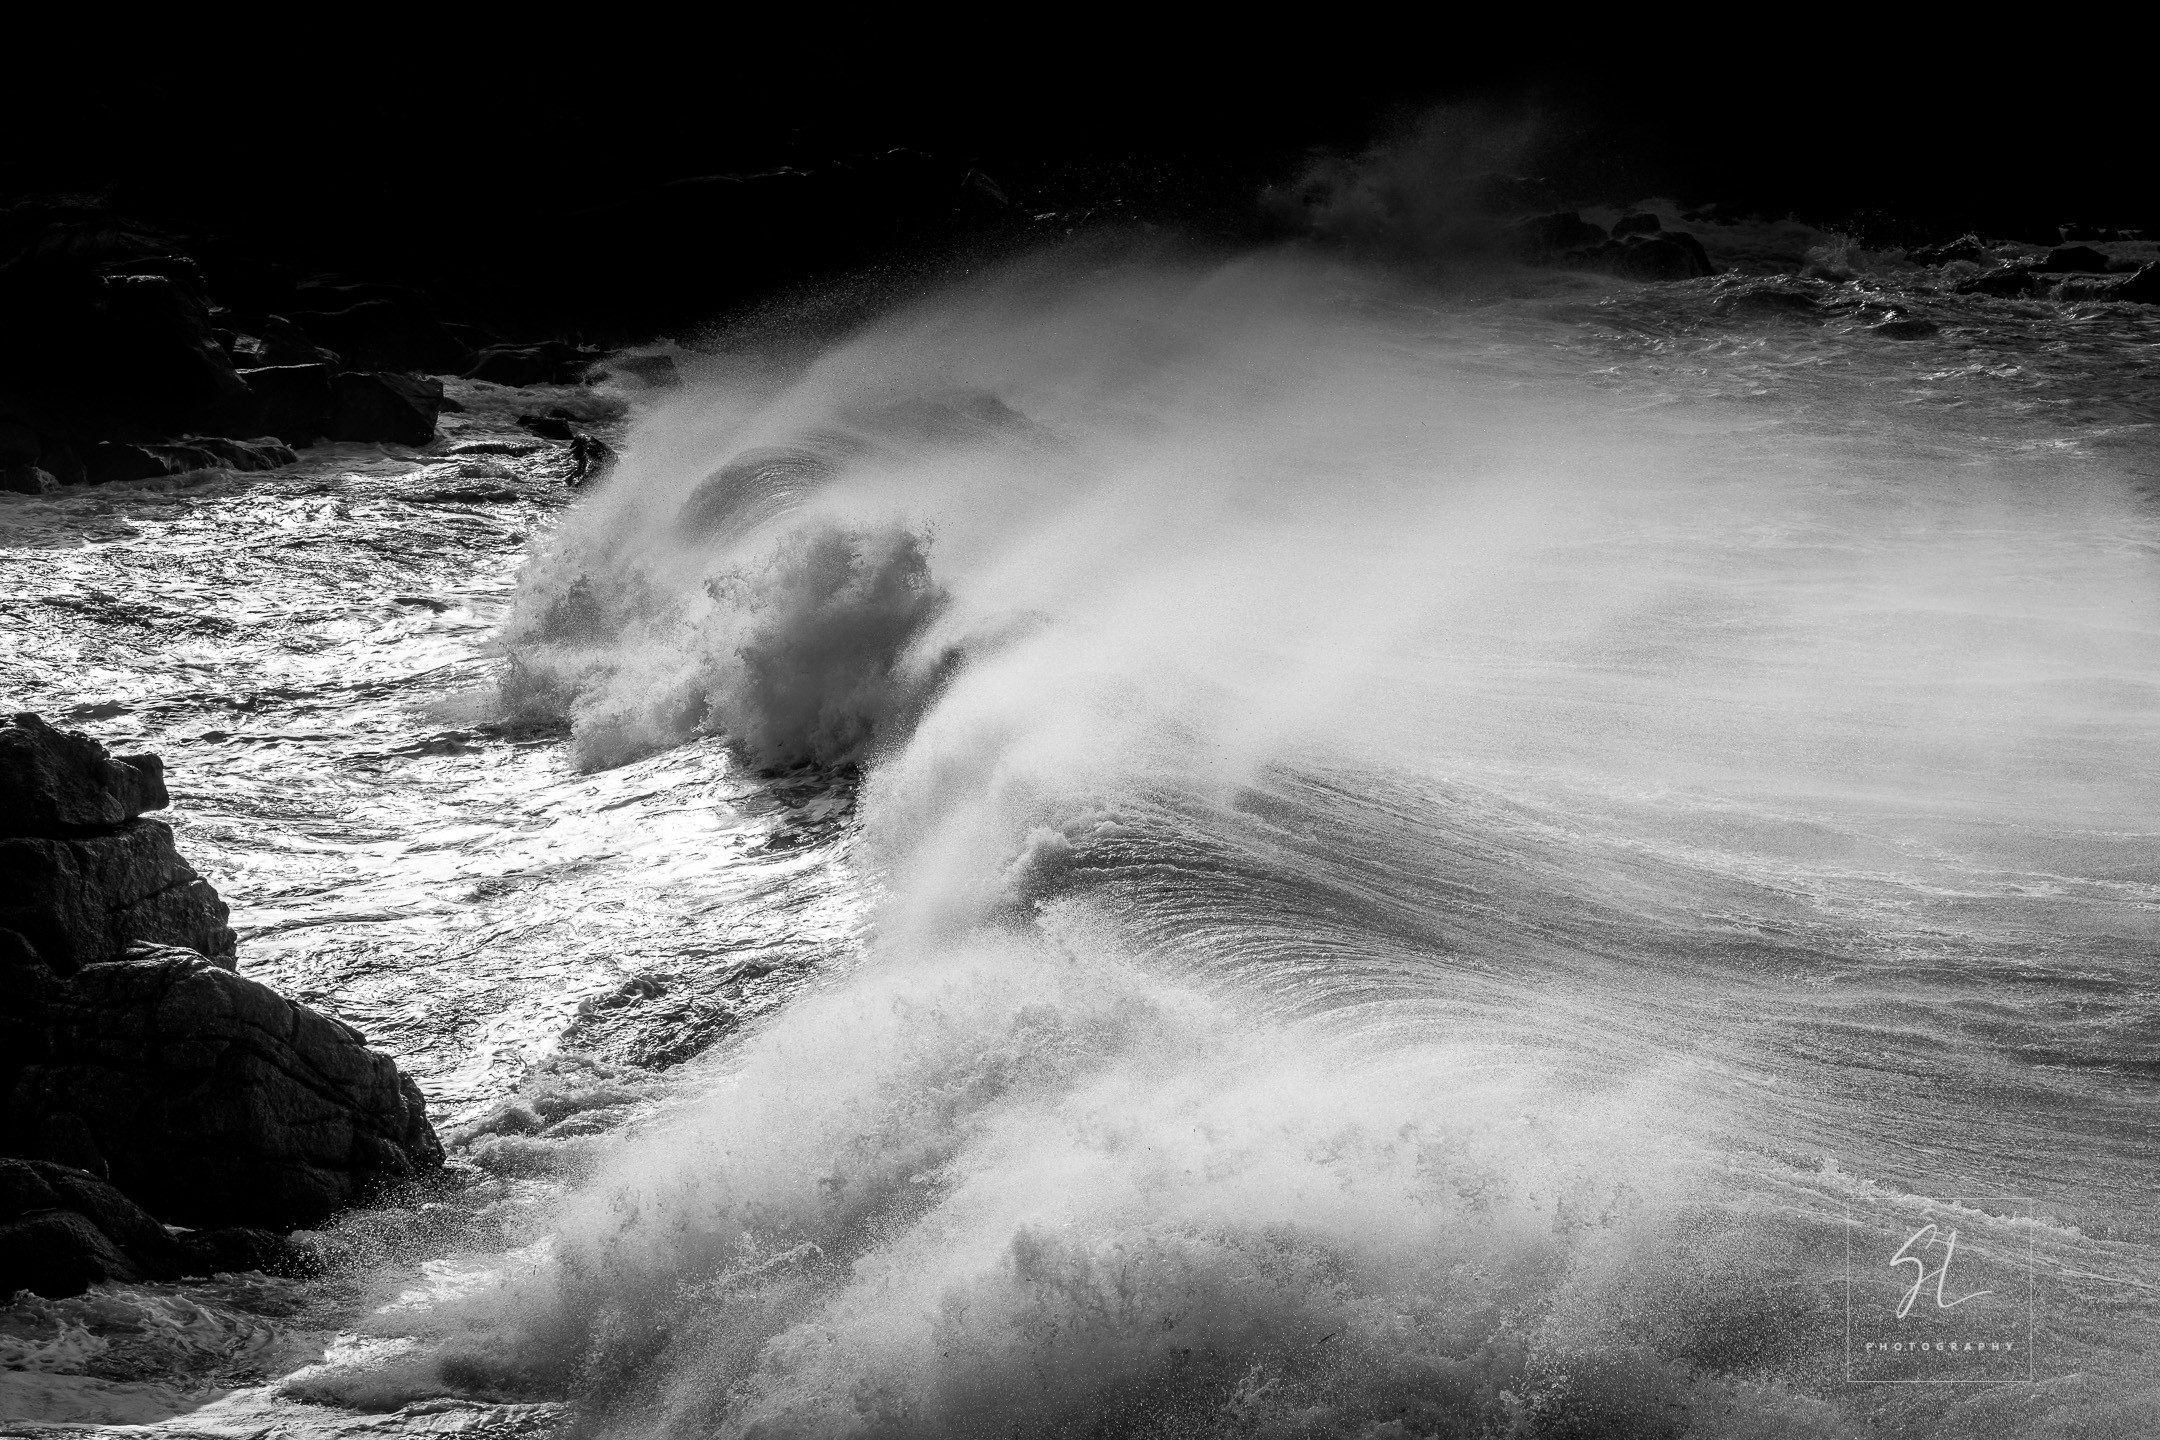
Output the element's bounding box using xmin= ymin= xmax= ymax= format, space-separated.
xmin=9 ymin=29 xmax=2151 ymax=339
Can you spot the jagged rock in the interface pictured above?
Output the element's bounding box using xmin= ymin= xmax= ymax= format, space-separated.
xmin=0 ymin=712 xmax=167 ymax=837
xmin=0 ymin=822 xmax=236 ymax=975
xmin=2042 ymin=245 xmax=2111 ymax=273
xmin=328 ymin=371 xmax=441 ymax=447
xmin=11 ymin=946 xmax=443 ymax=1229
xmin=1611 ymin=212 xmax=1663 ymax=237
xmin=1572 ymin=231 xmax=1714 ymax=281
xmin=237 ymin=363 xmax=334 ymax=445
xmin=285 ymin=299 xmax=471 ymax=375
xmin=464 ymin=343 xmax=598 ymax=388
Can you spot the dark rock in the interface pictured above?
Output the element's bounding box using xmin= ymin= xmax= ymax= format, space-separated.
xmin=2058 ymin=223 xmax=2114 ymax=243
xmin=0 ymin=1158 xmax=175 ymax=1262
xmin=82 ymin=436 xmax=296 ymax=486
xmin=2113 ymin=263 xmax=2160 ymax=304
xmin=1906 ymin=235 xmax=1985 ymax=266
xmin=0 ymin=822 xmax=237 ymax=975
xmin=40 ymin=440 xmax=86 ymax=488
xmin=0 ymin=1209 xmax=139 ymax=1296
xmin=464 ymin=343 xmax=599 ymax=388
xmin=178 ymin=1224 xmax=316 ymax=1278
xmin=1955 ymin=265 xmax=2037 ymax=298
xmin=11 ymin=946 xmax=443 ymax=1229
xmin=567 ymin=433 xmax=616 ymax=488
xmin=238 ymin=363 xmax=335 ymax=445
xmin=229 ymin=316 xmax=342 ymax=370
xmin=1510 ymin=211 xmax=1609 ymax=256
xmin=0 ymin=712 xmax=168 ymax=837
xmin=285 ymin=299 xmax=471 ymax=375
xmin=2042 ymin=245 xmax=2111 ymax=273
xmin=1563 ymin=231 xmax=1715 ymax=282
xmin=1711 ymin=284 xmax=1823 ymax=318
xmin=328 ymin=372 xmax=442 ymax=447
xmin=1611 ymin=212 xmax=1663 ymax=237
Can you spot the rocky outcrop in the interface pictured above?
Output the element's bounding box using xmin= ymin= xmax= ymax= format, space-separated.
xmin=464 ymin=342 xmax=600 ymax=388
xmin=286 ymin=298 xmax=471 ymax=376
xmin=14 ymin=944 xmax=443 ymax=1230
xmin=0 ymin=1155 xmax=308 ymax=1297
xmin=329 ymin=371 xmax=443 ymax=447
xmin=1 ymin=713 xmax=444 ymax=1252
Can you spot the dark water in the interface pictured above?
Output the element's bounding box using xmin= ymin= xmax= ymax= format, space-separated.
xmin=4 ymin=230 xmax=2159 ymax=1438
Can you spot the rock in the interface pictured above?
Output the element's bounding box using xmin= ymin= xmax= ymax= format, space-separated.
xmin=1906 ymin=235 xmax=1985 ymax=266
xmin=285 ymin=299 xmax=471 ymax=375
xmin=249 ymin=314 xmax=344 ymax=368
xmin=1510 ymin=211 xmax=1609 ymax=256
xmin=1711 ymin=284 xmax=1823 ymax=318
xmin=0 ymin=712 xmax=167 ymax=837
xmin=329 ymin=371 xmax=442 ymax=447
xmin=1611 ymin=212 xmax=1663 ymax=237
xmin=81 ymin=436 xmax=296 ymax=486
xmin=11 ymin=946 xmax=443 ymax=1229
xmin=2042 ymin=245 xmax=2111 ymax=273
xmin=0 ymin=822 xmax=237 ymax=975
xmin=463 ymin=343 xmax=599 ymax=388
xmin=0 ymin=1209 xmax=140 ymax=1296
xmin=1595 ymin=231 xmax=1715 ymax=281
xmin=567 ymin=433 xmax=615 ymax=488
xmin=2112 ymin=263 xmax=2160 ymax=304
xmin=1955 ymin=265 xmax=2036 ymax=298
xmin=178 ymin=1224 xmax=315 ymax=1278
xmin=237 ymin=363 xmax=335 ymax=444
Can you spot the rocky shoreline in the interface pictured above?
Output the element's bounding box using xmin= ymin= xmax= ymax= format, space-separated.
xmin=1 ymin=714 xmax=442 ymax=1298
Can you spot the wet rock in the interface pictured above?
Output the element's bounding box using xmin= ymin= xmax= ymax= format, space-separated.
xmin=1711 ymin=283 xmax=1823 ymax=318
xmin=238 ymin=362 xmax=334 ymax=445
xmin=1575 ymin=231 xmax=1715 ymax=281
xmin=82 ymin=435 xmax=297 ymax=485
xmin=0 ymin=712 xmax=167 ymax=837
xmin=1907 ymin=235 xmax=1985 ymax=266
xmin=1510 ymin=211 xmax=1609 ymax=256
xmin=12 ymin=945 xmax=443 ymax=1230
xmin=2108 ymin=262 xmax=2160 ymax=305
xmin=2042 ymin=245 xmax=2111 ymax=273
xmin=285 ymin=299 xmax=471 ymax=375
xmin=0 ymin=823 xmax=237 ymax=975
xmin=1611 ymin=212 xmax=1663 ymax=237
xmin=1955 ymin=265 xmax=2037 ymax=298
xmin=329 ymin=371 xmax=442 ymax=447
xmin=566 ymin=433 xmax=615 ymax=487
xmin=516 ymin=410 xmax=578 ymax=441
xmin=464 ymin=343 xmax=599 ymax=388
xmin=0 ymin=1209 xmax=139 ymax=1296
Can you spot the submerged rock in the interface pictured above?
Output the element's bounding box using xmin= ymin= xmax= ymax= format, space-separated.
xmin=13 ymin=945 xmax=443 ymax=1230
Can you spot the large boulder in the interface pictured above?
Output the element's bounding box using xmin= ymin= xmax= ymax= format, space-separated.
xmin=329 ymin=371 xmax=442 ymax=447
xmin=1510 ymin=210 xmax=1609 ymax=256
xmin=0 ymin=712 xmax=166 ymax=835
xmin=0 ymin=820 xmax=237 ymax=975
xmin=286 ymin=299 xmax=471 ymax=375
xmin=237 ymin=363 xmax=334 ymax=444
xmin=82 ymin=436 xmax=296 ymax=486
xmin=11 ymin=946 xmax=443 ymax=1229
xmin=464 ymin=343 xmax=599 ymax=388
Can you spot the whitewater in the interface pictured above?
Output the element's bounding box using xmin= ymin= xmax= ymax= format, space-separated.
xmin=3 ymin=234 xmax=2158 ymax=1439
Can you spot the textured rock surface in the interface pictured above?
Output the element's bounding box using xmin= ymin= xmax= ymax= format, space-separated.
xmin=12 ymin=945 xmax=443 ymax=1229
xmin=0 ymin=819 xmax=236 ymax=975
xmin=0 ymin=712 xmax=167 ymax=837
xmin=329 ymin=370 xmax=442 ymax=446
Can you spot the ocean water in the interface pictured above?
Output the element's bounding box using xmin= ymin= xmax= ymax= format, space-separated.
xmin=3 ymin=237 xmax=2158 ymax=1438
